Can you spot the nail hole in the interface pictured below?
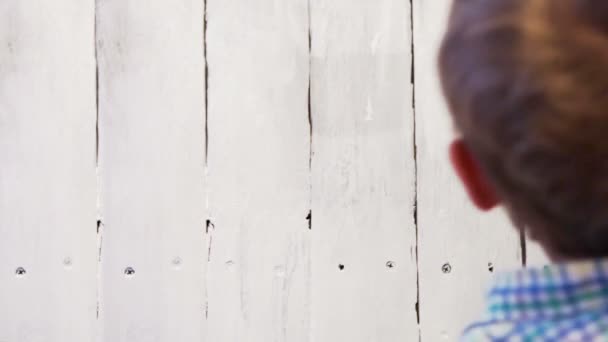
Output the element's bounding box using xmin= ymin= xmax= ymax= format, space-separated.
xmin=338 ymin=264 xmax=345 ymax=271
xmin=124 ymin=267 xmax=135 ymax=277
xmin=225 ymin=260 xmax=235 ymax=271
xmin=172 ymin=257 xmax=182 ymax=268
xmin=441 ymin=263 xmax=452 ymax=274
xmin=386 ymin=261 xmax=395 ymax=269
xmin=488 ymin=262 xmax=494 ymax=273
xmin=274 ymin=265 xmax=286 ymax=278
xmin=15 ymin=267 xmax=26 ymax=277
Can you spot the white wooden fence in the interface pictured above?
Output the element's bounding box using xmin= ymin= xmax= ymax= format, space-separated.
xmin=0 ymin=1 xmax=548 ymax=341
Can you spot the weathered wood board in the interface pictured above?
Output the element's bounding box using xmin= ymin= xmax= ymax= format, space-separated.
xmin=310 ymin=0 xmax=419 ymax=341
xmin=205 ymin=0 xmax=311 ymax=341
xmin=413 ymin=0 xmax=524 ymax=340
xmin=96 ymin=1 xmax=207 ymax=341
xmin=0 ymin=1 xmax=97 ymax=341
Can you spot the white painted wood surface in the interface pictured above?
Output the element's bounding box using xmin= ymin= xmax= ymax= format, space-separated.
xmin=205 ymin=1 xmax=311 ymax=341
xmin=96 ymin=1 xmax=207 ymax=341
xmin=413 ymin=1 xmax=534 ymax=340
xmin=310 ymin=0 xmax=418 ymax=341
xmin=526 ymin=238 xmax=550 ymax=267
xmin=0 ymin=1 xmax=551 ymax=341
xmin=0 ymin=1 xmax=97 ymax=341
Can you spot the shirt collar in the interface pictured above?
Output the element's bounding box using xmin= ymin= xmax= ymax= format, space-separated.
xmin=486 ymin=259 xmax=608 ymax=321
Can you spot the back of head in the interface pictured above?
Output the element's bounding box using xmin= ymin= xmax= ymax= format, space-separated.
xmin=439 ymin=0 xmax=608 ymax=258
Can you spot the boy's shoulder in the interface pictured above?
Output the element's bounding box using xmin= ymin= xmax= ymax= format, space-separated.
xmin=462 ymin=314 xmax=608 ymax=341
xmin=463 ymin=260 xmax=608 ymax=341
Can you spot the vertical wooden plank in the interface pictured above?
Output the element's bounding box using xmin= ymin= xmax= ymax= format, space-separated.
xmin=205 ymin=0 xmax=310 ymax=341
xmin=0 ymin=1 xmax=97 ymax=341
xmin=96 ymin=1 xmax=207 ymax=341
xmin=413 ymin=1 xmax=523 ymax=340
xmin=310 ymin=1 xmax=418 ymax=341
xmin=526 ymin=238 xmax=550 ymax=267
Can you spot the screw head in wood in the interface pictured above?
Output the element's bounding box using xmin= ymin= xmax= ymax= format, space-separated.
xmin=124 ymin=266 xmax=135 ymax=277
xmin=15 ymin=267 xmax=26 ymax=277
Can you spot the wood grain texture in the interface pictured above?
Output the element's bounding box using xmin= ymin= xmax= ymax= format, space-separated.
xmin=413 ymin=1 xmax=523 ymax=340
xmin=0 ymin=1 xmax=97 ymax=341
xmin=205 ymin=1 xmax=311 ymax=341
xmin=310 ymin=1 xmax=418 ymax=341
xmin=96 ymin=1 xmax=207 ymax=341
xmin=0 ymin=1 xmax=555 ymax=340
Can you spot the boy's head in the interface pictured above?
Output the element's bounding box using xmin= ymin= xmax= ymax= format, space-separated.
xmin=439 ymin=0 xmax=608 ymax=259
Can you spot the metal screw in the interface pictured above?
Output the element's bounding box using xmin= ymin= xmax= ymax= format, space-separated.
xmin=15 ymin=267 xmax=26 ymax=276
xmin=124 ymin=267 xmax=135 ymax=276
xmin=386 ymin=261 xmax=395 ymax=269
xmin=441 ymin=263 xmax=452 ymax=274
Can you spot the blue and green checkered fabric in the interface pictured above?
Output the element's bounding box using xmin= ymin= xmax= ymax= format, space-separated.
xmin=462 ymin=260 xmax=608 ymax=341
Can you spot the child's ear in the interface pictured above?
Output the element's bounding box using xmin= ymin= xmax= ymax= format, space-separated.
xmin=449 ymin=139 xmax=500 ymax=211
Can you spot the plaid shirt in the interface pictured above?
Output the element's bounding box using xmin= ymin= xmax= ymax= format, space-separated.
xmin=462 ymin=260 xmax=608 ymax=341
